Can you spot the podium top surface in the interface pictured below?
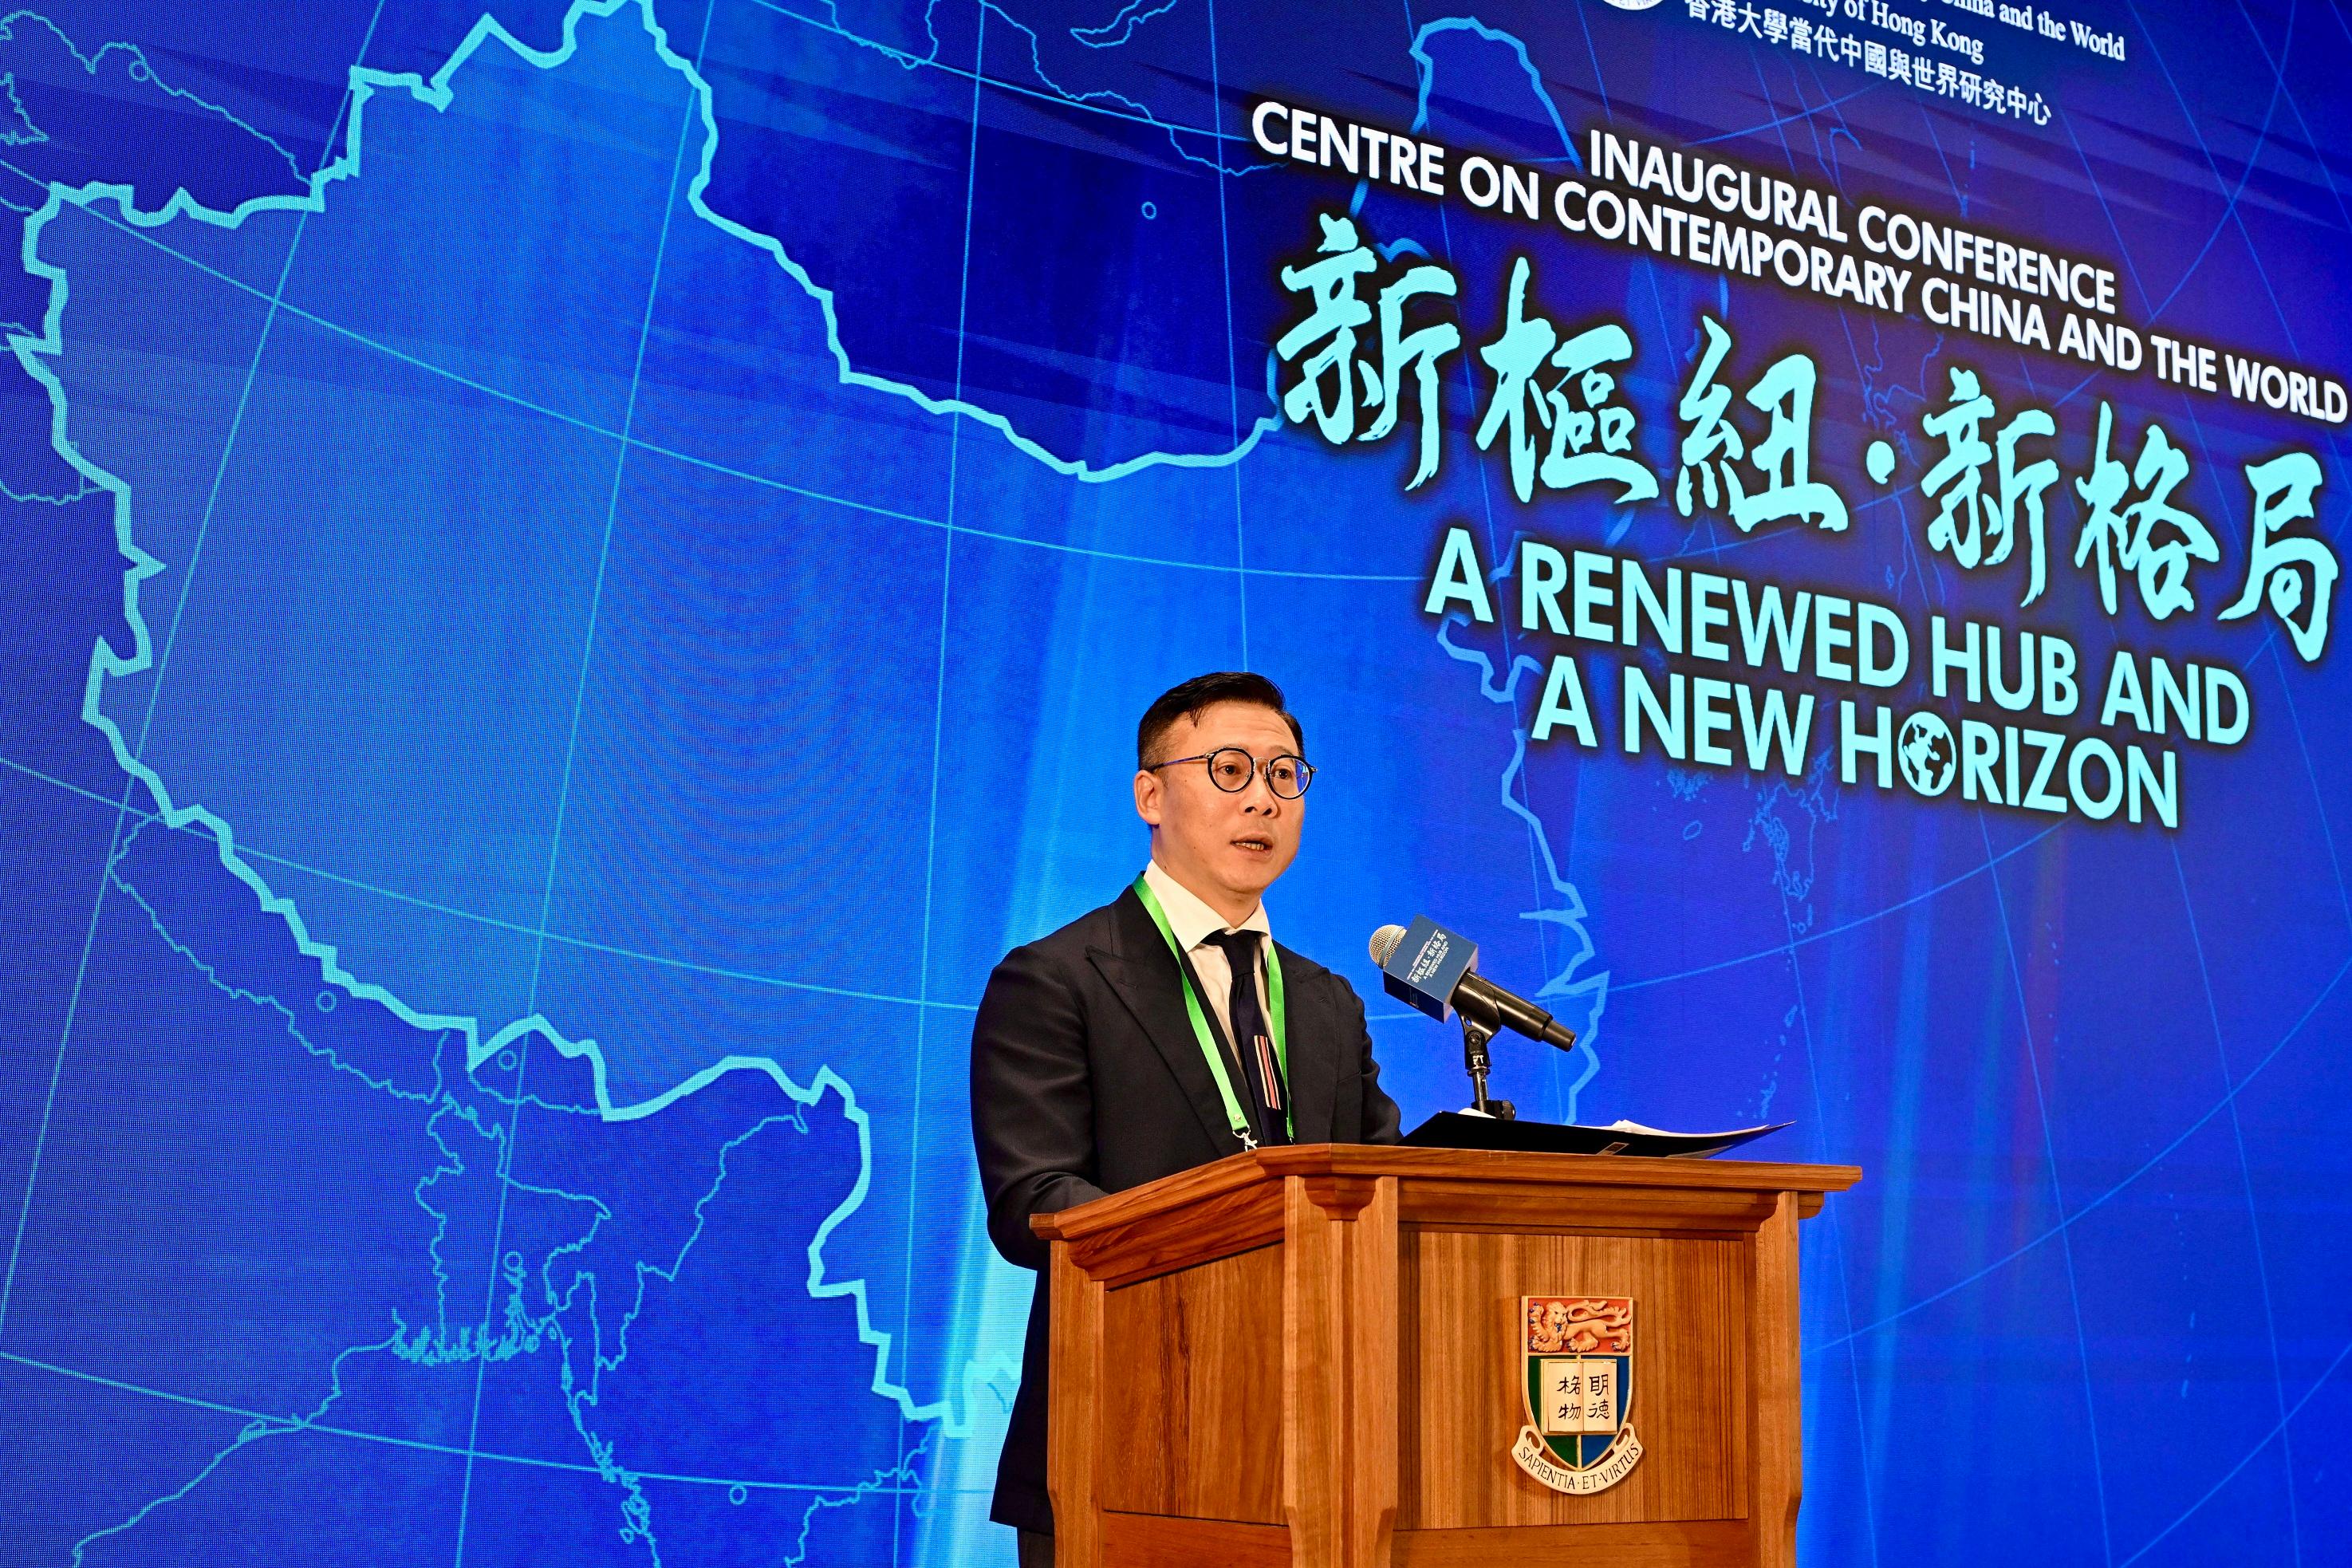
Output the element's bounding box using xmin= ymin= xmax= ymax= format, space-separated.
xmin=1029 ymin=1142 xmax=1862 ymax=1242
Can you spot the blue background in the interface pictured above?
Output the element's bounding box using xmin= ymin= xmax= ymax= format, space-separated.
xmin=0 ymin=0 xmax=2345 ymax=1563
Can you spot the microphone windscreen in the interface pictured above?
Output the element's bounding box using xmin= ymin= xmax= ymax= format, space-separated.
xmin=1369 ymin=924 xmax=1408 ymax=966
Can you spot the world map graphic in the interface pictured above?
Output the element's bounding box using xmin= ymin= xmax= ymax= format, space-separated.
xmin=2 ymin=2 xmax=2348 ymax=1566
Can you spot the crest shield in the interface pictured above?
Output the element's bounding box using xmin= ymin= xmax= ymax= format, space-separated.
xmin=1511 ymin=1295 xmax=1645 ymax=1494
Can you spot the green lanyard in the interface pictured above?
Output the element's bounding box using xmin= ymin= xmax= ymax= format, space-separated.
xmin=1133 ymin=875 xmax=1291 ymax=1148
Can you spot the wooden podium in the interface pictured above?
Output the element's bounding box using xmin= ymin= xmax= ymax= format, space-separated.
xmin=1030 ymin=1144 xmax=1859 ymax=1568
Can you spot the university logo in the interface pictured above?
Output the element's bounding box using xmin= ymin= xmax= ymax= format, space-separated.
xmin=1511 ymin=1296 xmax=1645 ymax=1494
xmin=1600 ymin=0 xmax=1666 ymax=10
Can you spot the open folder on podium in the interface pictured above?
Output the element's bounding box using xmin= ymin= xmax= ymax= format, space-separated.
xmin=1031 ymin=1143 xmax=1858 ymax=1567
xmin=1404 ymin=1112 xmax=1792 ymax=1159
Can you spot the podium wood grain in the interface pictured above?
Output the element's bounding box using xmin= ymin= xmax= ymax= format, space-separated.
xmin=1399 ymin=1229 xmax=1745 ymax=1528
xmin=1035 ymin=1146 xmax=1857 ymax=1567
xmin=1100 ymin=1243 xmax=1284 ymax=1522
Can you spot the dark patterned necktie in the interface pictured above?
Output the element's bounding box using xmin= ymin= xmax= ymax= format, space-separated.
xmin=1203 ymin=929 xmax=1290 ymax=1147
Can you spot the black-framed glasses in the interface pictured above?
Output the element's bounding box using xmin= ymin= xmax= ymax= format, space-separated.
xmin=1144 ymin=747 xmax=1316 ymax=799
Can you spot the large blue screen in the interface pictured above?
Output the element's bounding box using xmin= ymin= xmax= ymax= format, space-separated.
xmin=0 ymin=1 xmax=2345 ymax=1563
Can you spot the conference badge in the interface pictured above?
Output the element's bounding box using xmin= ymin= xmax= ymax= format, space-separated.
xmin=1511 ymin=1296 xmax=1644 ymax=1494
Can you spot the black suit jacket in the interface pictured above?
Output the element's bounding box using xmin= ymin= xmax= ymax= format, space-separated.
xmin=968 ymin=885 xmax=1405 ymax=1533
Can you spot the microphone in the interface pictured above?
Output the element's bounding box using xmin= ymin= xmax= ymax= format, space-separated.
xmin=1370 ymin=919 xmax=1578 ymax=1052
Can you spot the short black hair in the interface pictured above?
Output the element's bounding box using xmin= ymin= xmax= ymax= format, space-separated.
xmin=1137 ymin=672 xmax=1305 ymax=767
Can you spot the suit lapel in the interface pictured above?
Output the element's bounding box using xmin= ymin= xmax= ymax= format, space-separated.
xmin=1089 ymin=888 xmax=1248 ymax=1156
xmin=1277 ymin=944 xmax=1338 ymax=1144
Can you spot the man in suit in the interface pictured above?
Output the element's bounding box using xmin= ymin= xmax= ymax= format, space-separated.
xmin=970 ymin=671 xmax=1405 ymax=1566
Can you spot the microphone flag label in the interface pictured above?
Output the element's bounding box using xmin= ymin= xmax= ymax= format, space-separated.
xmin=1381 ymin=915 xmax=1478 ymax=1021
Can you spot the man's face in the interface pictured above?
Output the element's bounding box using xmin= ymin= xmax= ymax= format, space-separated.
xmin=1133 ymin=701 xmax=1306 ymax=918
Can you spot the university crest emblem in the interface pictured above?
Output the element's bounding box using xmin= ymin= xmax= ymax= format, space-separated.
xmin=1511 ymin=1295 xmax=1645 ymax=1494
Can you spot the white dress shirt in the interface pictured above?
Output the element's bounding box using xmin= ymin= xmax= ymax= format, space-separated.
xmin=1141 ymin=858 xmax=1271 ymax=1068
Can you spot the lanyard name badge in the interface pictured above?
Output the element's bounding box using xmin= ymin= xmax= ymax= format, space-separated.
xmin=1133 ymin=876 xmax=1291 ymax=1148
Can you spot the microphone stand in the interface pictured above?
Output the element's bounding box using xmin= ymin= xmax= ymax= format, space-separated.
xmin=1456 ymin=991 xmax=1515 ymax=1121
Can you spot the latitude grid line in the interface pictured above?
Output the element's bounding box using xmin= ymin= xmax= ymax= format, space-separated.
xmin=2169 ymin=836 xmax=2306 ymax=1566
xmin=1397 ymin=0 xmax=1592 ymax=1127
xmin=2261 ymin=640 xmax=2352 ymax=935
xmin=892 ymin=5 xmax=989 ymax=1563
xmin=1901 ymin=3 xmax=2339 ymax=1545
xmin=1737 ymin=25 xmax=2351 ymax=1554
xmin=0 ymin=6 xmax=2342 ymax=1561
xmin=2152 ymin=405 xmax=2331 ymax=1562
xmin=1735 ymin=25 xmax=2192 ymax=1554
xmin=0 ymin=0 xmax=389 ymax=1342
xmin=2118 ymin=1334 xmax=2352 ymax=1567
xmin=0 ymin=1345 xmax=993 ymax=1496
xmin=1899 ymin=80 xmax=2114 ymax=1558
xmin=2068 ymin=3 xmax=2347 ymax=1553
xmin=1607 ymin=41 xmax=1965 ymax=1506
xmin=0 ymin=0 xmax=1268 ymax=1520
xmin=447 ymin=1 xmax=719 ymax=1556
xmin=1878 ymin=68 xmax=2346 ymax=1475
xmin=0 ymin=751 xmax=995 ymax=1011
xmin=64 ymin=728 xmax=2342 ymax=1353
xmin=32 ymin=6 xmax=2333 ymax=1189
xmin=2127 ymin=10 xmax=2312 ymax=1554
xmin=0 ymin=740 xmax=2074 ymax=1021
xmin=1852 ymin=113 xmax=2109 ymax=1518
xmin=4 ymin=128 xmax=2146 ymax=592
xmin=1806 ymin=25 xmax=2307 ymax=1551
xmin=2161 ymin=0 xmax=2352 ymax=939
xmin=1802 ymin=944 xmax=2352 ymax=1356
xmin=0 ymin=152 xmax=1427 ymax=588
xmin=0 ymin=897 xmax=2335 ymax=1522
xmin=1742 ymin=48 xmax=1908 ymax=1563
xmin=754 ymin=0 xmax=1922 ymax=180
xmin=2055 ymin=48 xmax=2352 ymax=949
xmin=743 ymin=0 xmax=1250 ymax=158
xmin=541 ymin=33 xmax=2352 ymax=1532
xmin=1976 ymin=811 xmax=2115 ymax=1566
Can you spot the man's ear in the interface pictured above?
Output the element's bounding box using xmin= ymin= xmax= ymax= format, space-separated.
xmin=1133 ymin=768 xmax=1163 ymax=826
